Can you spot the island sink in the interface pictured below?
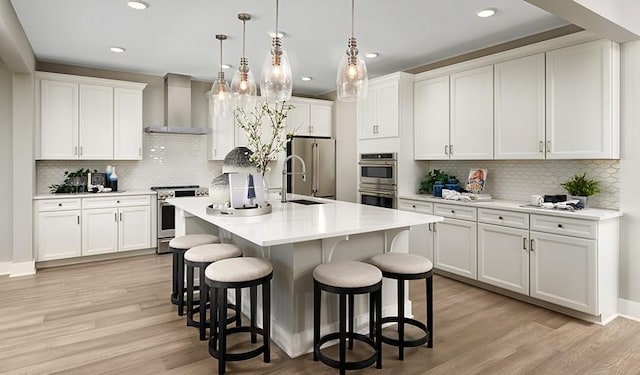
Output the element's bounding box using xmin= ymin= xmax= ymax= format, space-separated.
xmin=287 ymin=199 xmax=324 ymax=205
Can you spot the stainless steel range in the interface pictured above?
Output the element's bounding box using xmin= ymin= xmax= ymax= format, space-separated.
xmin=152 ymin=185 xmax=208 ymax=253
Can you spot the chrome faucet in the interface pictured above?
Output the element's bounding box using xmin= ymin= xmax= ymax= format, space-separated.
xmin=281 ymin=154 xmax=306 ymax=203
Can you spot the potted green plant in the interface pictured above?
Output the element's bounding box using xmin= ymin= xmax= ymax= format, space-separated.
xmin=418 ymin=169 xmax=450 ymax=194
xmin=560 ymin=173 xmax=600 ymax=207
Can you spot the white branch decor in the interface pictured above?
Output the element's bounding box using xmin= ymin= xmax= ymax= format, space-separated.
xmin=233 ymin=100 xmax=295 ymax=176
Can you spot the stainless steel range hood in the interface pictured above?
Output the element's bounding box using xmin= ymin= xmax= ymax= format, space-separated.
xmin=144 ymin=73 xmax=212 ymax=135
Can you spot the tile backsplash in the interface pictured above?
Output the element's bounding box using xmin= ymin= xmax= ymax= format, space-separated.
xmin=422 ymin=159 xmax=619 ymax=209
xmin=37 ymin=134 xmax=223 ymax=193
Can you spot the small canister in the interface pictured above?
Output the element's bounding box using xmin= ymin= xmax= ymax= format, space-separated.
xmin=433 ymin=181 xmax=444 ymax=198
xmin=444 ymin=178 xmax=460 ymax=192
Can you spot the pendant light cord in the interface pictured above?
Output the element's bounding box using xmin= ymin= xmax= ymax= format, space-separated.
xmin=219 ymin=39 xmax=223 ymax=74
xmin=351 ymin=0 xmax=355 ymax=39
xmin=242 ymin=19 xmax=246 ymax=58
xmin=275 ymin=0 xmax=279 ymax=36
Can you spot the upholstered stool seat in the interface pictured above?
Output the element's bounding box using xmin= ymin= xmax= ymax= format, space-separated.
xmin=313 ymin=261 xmax=383 ymax=374
xmin=169 ymin=234 xmax=220 ymax=316
xmin=184 ymin=243 xmax=243 ymax=340
xmin=206 ymin=257 xmax=273 ymax=375
xmin=369 ymin=253 xmax=434 ymax=360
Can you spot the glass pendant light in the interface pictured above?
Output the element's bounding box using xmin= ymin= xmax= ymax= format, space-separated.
xmin=337 ymin=0 xmax=368 ymax=102
xmin=231 ymin=13 xmax=257 ymax=109
xmin=211 ymin=34 xmax=231 ymax=115
xmin=260 ymin=0 xmax=292 ymax=102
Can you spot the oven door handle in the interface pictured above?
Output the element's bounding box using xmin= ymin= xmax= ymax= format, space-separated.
xmin=359 ymin=189 xmax=396 ymax=198
xmin=358 ymin=161 xmax=394 ymax=166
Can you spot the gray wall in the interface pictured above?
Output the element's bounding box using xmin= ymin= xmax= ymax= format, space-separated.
xmin=0 ymin=58 xmax=12 ymax=262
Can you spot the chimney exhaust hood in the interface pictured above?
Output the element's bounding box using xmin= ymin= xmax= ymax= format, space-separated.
xmin=144 ymin=73 xmax=212 ymax=135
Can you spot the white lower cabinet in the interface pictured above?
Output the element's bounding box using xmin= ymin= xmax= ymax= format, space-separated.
xmin=434 ymin=217 xmax=477 ymax=279
xmin=35 ymin=194 xmax=152 ymax=261
xmin=530 ymin=231 xmax=597 ymax=315
xmin=36 ymin=198 xmax=82 ymax=261
xmin=478 ymin=223 xmax=529 ymax=295
xmin=397 ymin=199 xmax=435 ymax=261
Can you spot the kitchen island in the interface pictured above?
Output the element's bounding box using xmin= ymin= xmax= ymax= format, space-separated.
xmin=168 ymin=194 xmax=443 ymax=358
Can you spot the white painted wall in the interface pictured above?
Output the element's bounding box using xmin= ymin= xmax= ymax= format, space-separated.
xmin=618 ymin=40 xmax=640 ymax=303
xmin=0 ymin=58 xmax=12 ymax=262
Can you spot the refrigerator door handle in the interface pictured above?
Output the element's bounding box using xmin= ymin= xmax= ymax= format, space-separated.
xmin=313 ymin=142 xmax=319 ymax=195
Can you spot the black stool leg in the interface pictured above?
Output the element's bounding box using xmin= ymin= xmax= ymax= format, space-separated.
xmin=171 ymin=249 xmax=179 ymax=304
xmin=218 ymin=286 xmax=228 ymax=375
xmin=339 ymin=293 xmax=347 ymax=375
xmin=177 ymin=250 xmax=185 ymax=316
xmin=186 ymin=262 xmax=194 ymax=321
xmin=210 ymin=284 xmax=218 ymax=351
xmin=369 ymin=291 xmax=375 ymax=340
xmin=375 ymin=287 xmax=382 ymax=369
xmin=250 ymin=285 xmax=257 ymax=343
xmin=427 ymin=274 xmax=433 ymax=348
xmin=398 ymin=278 xmax=405 ymax=360
xmin=198 ymin=265 xmax=208 ymax=340
xmin=348 ymin=294 xmax=354 ymax=350
xmin=236 ymin=287 xmax=242 ymax=327
xmin=313 ymin=281 xmax=320 ymax=362
xmin=263 ymin=281 xmax=271 ymax=363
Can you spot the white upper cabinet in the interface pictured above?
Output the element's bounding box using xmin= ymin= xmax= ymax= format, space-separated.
xmin=37 ymin=72 xmax=147 ymax=161
xmin=414 ymin=76 xmax=450 ymax=160
xmin=546 ymin=39 xmax=619 ymax=159
xmin=207 ymin=94 xmax=236 ymax=160
xmin=358 ymin=73 xmax=412 ymax=139
xmin=287 ymin=98 xmax=333 ymax=137
xmin=114 ymin=87 xmax=144 ymax=160
xmin=40 ymin=80 xmax=79 ymax=159
xmin=79 ymin=84 xmax=114 ymax=160
xmin=494 ymin=54 xmax=545 ymax=159
xmin=450 ymin=65 xmax=494 ymax=160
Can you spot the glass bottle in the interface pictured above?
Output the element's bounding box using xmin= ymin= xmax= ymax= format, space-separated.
xmin=109 ymin=166 xmax=118 ymax=192
xmin=105 ymin=165 xmax=112 ymax=188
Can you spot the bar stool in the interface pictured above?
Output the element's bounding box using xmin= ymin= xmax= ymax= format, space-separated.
xmin=313 ymin=260 xmax=382 ymax=375
xmin=185 ymin=243 xmax=243 ymax=340
xmin=369 ymin=252 xmax=433 ymax=360
xmin=169 ymin=234 xmax=220 ymax=315
xmin=206 ymin=257 xmax=273 ymax=375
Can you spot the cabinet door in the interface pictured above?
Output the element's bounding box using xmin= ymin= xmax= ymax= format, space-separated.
xmin=494 ymin=54 xmax=545 ymax=159
xmin=40 ymin=80 xmax=79 ymax=159
xmin=114 ymin=87 xmax=143 ymax=160
xmin=309 ymin=103 xmax=332 ymax=137
xmin=82 ymin=208 xmax=118 ymax=256
xmin=450 ymin=65 xmax=494 ymax=159
xmin=397 ymin=199 xmax=435 ymax=262
xmin=36 ymin=210 xmax=81 ymax=261
xmin=478 ymin=223 xmax=529 ymax=295
xmin=546 ymin=39 xmax=618 ymax=159
xmin=434 ymin=218 xmax=477 ymax=279
xmin=376 ymin=80 xmax=399 ymax=138
xmin=119 ymin=206 xmax=151 ymax=251
xmin=79 ymin=84 xmax=114 ymax=160
xmin=287 ymin=100 xmax=311 ymax=135
xmin=414 ymin=76 xmax=450 ymax=160
xmin=530 ymin=231 xmax=597 ymax=315
xmin=358 ymin=87 xmax=378 ymax=139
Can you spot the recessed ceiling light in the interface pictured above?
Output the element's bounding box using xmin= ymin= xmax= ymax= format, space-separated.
xmin=365 ymin=52 xmax=378 ymax=59
xmin=221 ymin=64 xmax=232 ymax=70
xmin=110 ymin=46 xmax=126 ymax=53
xmin=269 ymin=31 xmax=285 ymax=38
xmin=127 ymin=1 xmax=149 ymax=10
xmin=301 ymin=76 xmax=312 ymax=82
xmin=477 ymin=8 xmax=496 ymax=18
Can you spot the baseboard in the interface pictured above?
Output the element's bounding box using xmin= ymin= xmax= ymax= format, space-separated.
xmin=618 ymin=298 xmax=640 ymax=322
xmin=0 ymin=261 xmax=11 ymax=275
xmin=9 ymin=260 xmax=36 ymax=277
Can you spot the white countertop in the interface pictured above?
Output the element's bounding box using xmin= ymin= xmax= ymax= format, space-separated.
xmin=33 ymin=190 xmax=156 ymax=200
xmin=168 ymin=194 xmax=443 ymax=247
xmin=399 ymin=193 xmax=622 ymax=221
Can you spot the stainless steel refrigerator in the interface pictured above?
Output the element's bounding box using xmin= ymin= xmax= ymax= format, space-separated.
xmin=287 ymin=137 xmax=336 ymax=199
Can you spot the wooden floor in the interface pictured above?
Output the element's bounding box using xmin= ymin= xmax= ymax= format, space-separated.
xmin=2 ymin=254 xmax=640 ymax=374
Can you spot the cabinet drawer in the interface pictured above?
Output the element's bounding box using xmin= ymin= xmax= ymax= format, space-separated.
xmin=83 ymin=195 xmax=151 ymax=209
xmin=434 ymin=203 xmax=477 ymax=221
xmin=478 ymin=208 xmax=529 ymax=230
xmin=37 ymin=198 xmax=82 ymax=212
xmin=398 ymin=199 xmax=433 ymax=214
xmin=530 ymin=214 xmax=596 ymax=239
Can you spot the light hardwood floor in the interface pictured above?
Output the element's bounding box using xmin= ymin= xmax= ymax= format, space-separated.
xmin=1 ymin=254 xmax=640 ymax=374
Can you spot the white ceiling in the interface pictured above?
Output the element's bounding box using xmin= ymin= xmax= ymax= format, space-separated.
xmin=9 ymin=0 xmax=569 ymax=96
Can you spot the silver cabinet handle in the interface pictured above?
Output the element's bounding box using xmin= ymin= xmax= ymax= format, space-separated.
xmin=523 ymin=237 xmax=527 ymax=250
xmin=77 ymin=215 xmax=80 ymax=225
xmin=428 ymin=223 xmax=431 ymax=231
xmin=114 ymin=213 xmax=118 ymax=222
xmin=79 ymin=146 xmax=83 ymax=156
xmin=432 ymin=223 xmax=437 ymax=232
xmin=74 ymin=146 xmax=78 ymax=156
xmin=120 ymin=213 xmax=123 ymax=221
xmin=449 ymin=144 xmax=453 ymax=154
xmin=444 ymin=145 xmax=448 ymax=155
xmin=546 ymin=140 xmax=551 ymax=153
xmin=539 ymin=141 xmax=544 ymax=152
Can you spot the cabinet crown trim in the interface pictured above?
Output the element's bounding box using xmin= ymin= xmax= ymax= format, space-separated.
xmin=36 ymin=71 xmax=148 ymax=90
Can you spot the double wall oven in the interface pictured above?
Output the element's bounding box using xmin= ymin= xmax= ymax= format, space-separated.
xmin=152 ymin=185 xmax=209 ymax=253
xmin=358 ymin=153 xmax=397 ymax=209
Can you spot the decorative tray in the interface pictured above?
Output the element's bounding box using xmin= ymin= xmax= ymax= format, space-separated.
xmin=206 ymin=204 xmax=272 ymax=217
